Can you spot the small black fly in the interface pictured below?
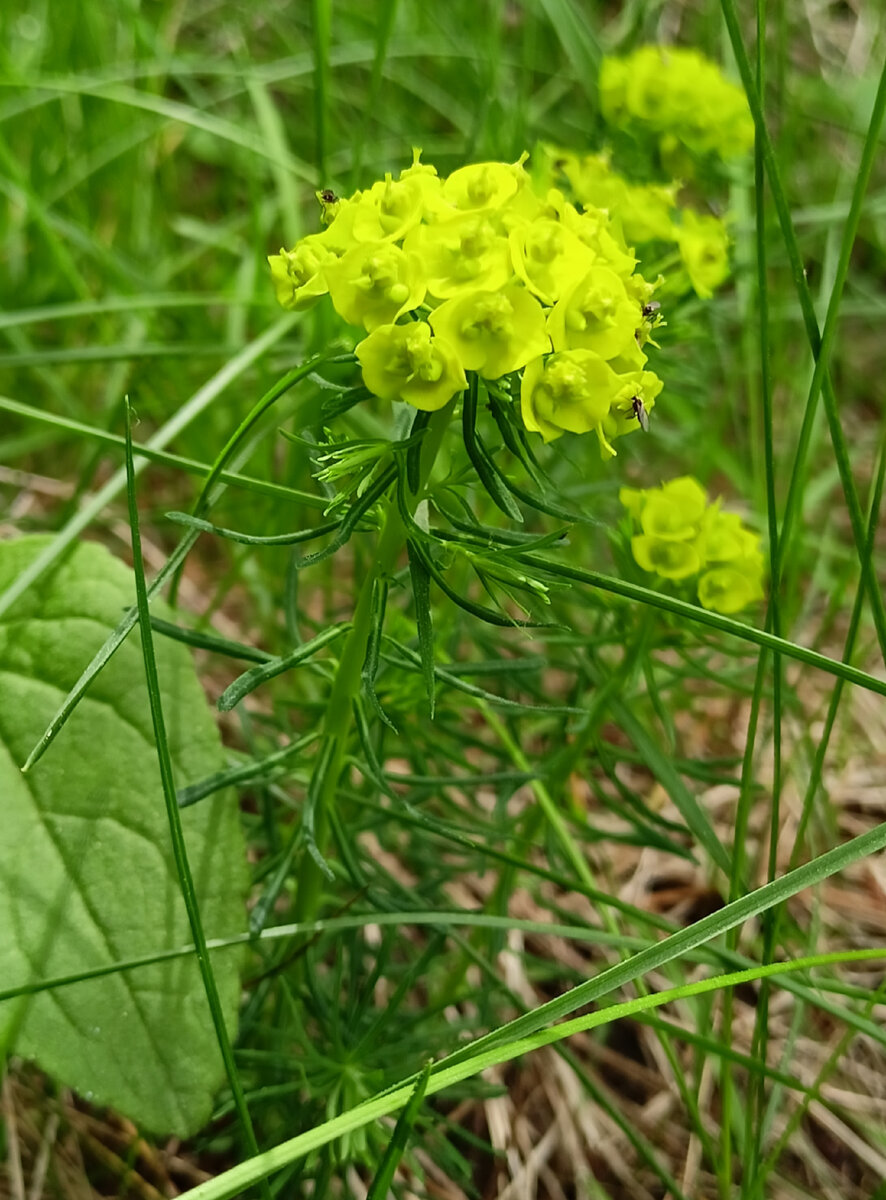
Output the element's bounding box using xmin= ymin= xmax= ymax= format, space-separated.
xmin=631 ymin=396 xmax=650 ymax=432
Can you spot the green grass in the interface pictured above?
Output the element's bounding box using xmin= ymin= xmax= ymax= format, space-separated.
xmin=3 ymin=2 xmax=886 ymax=1198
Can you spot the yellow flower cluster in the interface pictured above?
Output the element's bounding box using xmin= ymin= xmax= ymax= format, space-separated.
xmin=268 ymin=151 xmax=663 ymax=456
xmin=620 ymin=476 xmax=765 ymax=614
xmin=542 ymin=147 xmax=732 ymax=300
xmin=599 ymin=45 xmax=754 ymax=163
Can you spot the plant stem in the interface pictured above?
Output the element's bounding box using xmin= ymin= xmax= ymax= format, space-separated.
xmin=293 ymin=400 xmax=454 ymax=924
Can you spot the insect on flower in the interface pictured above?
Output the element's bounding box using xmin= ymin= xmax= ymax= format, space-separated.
xmin=631 ymin=396 xmax=650 ymax=431
xmin=642 ymin=301 xmax=661 ymax=318
xmin=316 ymin=188 xmax=340 ymax=224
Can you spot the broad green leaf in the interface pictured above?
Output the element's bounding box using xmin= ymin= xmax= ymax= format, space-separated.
xmin=0 ymin=535 xmax=248 ymax=1136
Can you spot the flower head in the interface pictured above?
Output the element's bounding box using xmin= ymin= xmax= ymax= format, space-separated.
xmin=268 ymin=149 xmax=666 ymax=444
xmin=267 ymin=234 xmax=335 ymax=310
xmin=509 ymin=219 xmax=594 ymax=305
xmin=675 ymin=211 xmax=730 ymax=300
xmin=404 ymin=214 xmax=512 ymax=299
xmin=620 ymin=477 xmax=764 ymax=612
xmin=599 ymin=45 xmax=754 ymax=163
xmin=442 ymin=157 xmax=528 ymax=215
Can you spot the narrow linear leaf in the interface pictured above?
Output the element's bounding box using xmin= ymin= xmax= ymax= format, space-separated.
xmin=217 ymin=624 xmax=350 ymax=712
xmin=150 ymin=616 xmax=274 ymax=664
xmin=611 ymin=697 xmax=731 ymax=876
xmin=302 ymin=735 xmax=338 ymax=884
xmin=383 ymin=638 xmax=584 ymax=716
xmin=319 ymin=384 xmax=375 ymax=423
xmin=405 ymin=408 xmax=433 ymax=496
xmin=515 ymin=553 xmax=886 ymax=699
xmin=177 ymin=733 xmax=320 ymax=810
xmin=166 ymin=511 xmax=341 ymax=548
xmin=408 ymin=539 xmax=545 ymax=630
xmin=296 ymin=463 xmax=397 ymax=569
xmin=123 ymin=402 xmax=263 ymax=1169
xmin=361 ymin=579 xmax=397 ymax=733
xmin=462 ymin=376 xmax=524 ymax=522
xmin=406 ymin=540 xmax=436 ymax=718
xmin=486 ymin=389 xmax=545 ymax=484
xmin=366 ymin=1060 xmax=432 ymax=1200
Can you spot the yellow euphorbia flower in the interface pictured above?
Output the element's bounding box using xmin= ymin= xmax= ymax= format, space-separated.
xmin=697 ymin=565 xmax=763 ymax=613
xmin=349 ymin=173 xmax=431 ymax=243
xmin=429 ymin=284 xmax=550 ymax=380
xmin=521 ymin=350 xmax=621 ymax=443
xmin=404 ymin=214 xmax=512 ymax=300
xmin=509 ymin=219 xmax=594 ymax=305
xmin=356 ymin=321 xmax=466 ymax=411
xmin=620 ymin=476 xmax=765 ymax=612
xmin=547 ymin=266 xmax=641 ymax=360
xmin=325 ymin=241 xmax=426 ymax=331
xmin=267 ymin=234 xmax=335 ymax=311
xmin=640 ymin=476 xmax=708 ymax=538
xmin=599 ymin=45 xmax=754 ymax=162
xmin=442 ymin=156 xmax=528 ymax=215
xmin=631 ymin=536 xmax=701 ymax=580
xmin=676 ymin=211 xmax=730 ymax=300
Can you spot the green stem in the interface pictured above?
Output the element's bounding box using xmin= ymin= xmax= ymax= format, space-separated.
xmin=294 ymin=400 xmax=455 ymax=924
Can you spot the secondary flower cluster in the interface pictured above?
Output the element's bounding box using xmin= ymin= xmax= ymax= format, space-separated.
xmin=543 ymin=148 xmax=731 ymax=300
xmin=268 ymin=151 xmax=664 ymax=456
xmin=620 ymin=476 xmax=765 ymax=614
xmin=599 ymin=45 xmax=754 ymax=164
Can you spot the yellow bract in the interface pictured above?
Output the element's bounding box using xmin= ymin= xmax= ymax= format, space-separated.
xmin=355 ymin=322 xmax=466 ymax=412
xmin=521 ymin=350 xmax=621 ymax=444
xmin=429 ymin=284 xmax=550 ymax=380
xmin=324 ymin=242 xmax=426 ymax=331
xmin=675 ymin=211 xmax=731 ymax=300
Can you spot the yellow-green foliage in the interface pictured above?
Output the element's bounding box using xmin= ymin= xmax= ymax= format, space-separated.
xmin=599 ymin=44 xmax=754 ymax=163
xmin=540 ymin=147 xmax=733 ymax=301
xmin=620 ymin=476 xmax=765 ymax=614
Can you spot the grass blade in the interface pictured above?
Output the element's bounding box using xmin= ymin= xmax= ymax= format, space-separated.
xmin=366 ymin=1060 xmax=431 ymax=1200
xmin=406 ymin=539 xmax=436 ymax=718
xmin=174 ymin=946 xmax=886 ymax=1200
xmin=123 ymin=400 xmax=267 ymax=1195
